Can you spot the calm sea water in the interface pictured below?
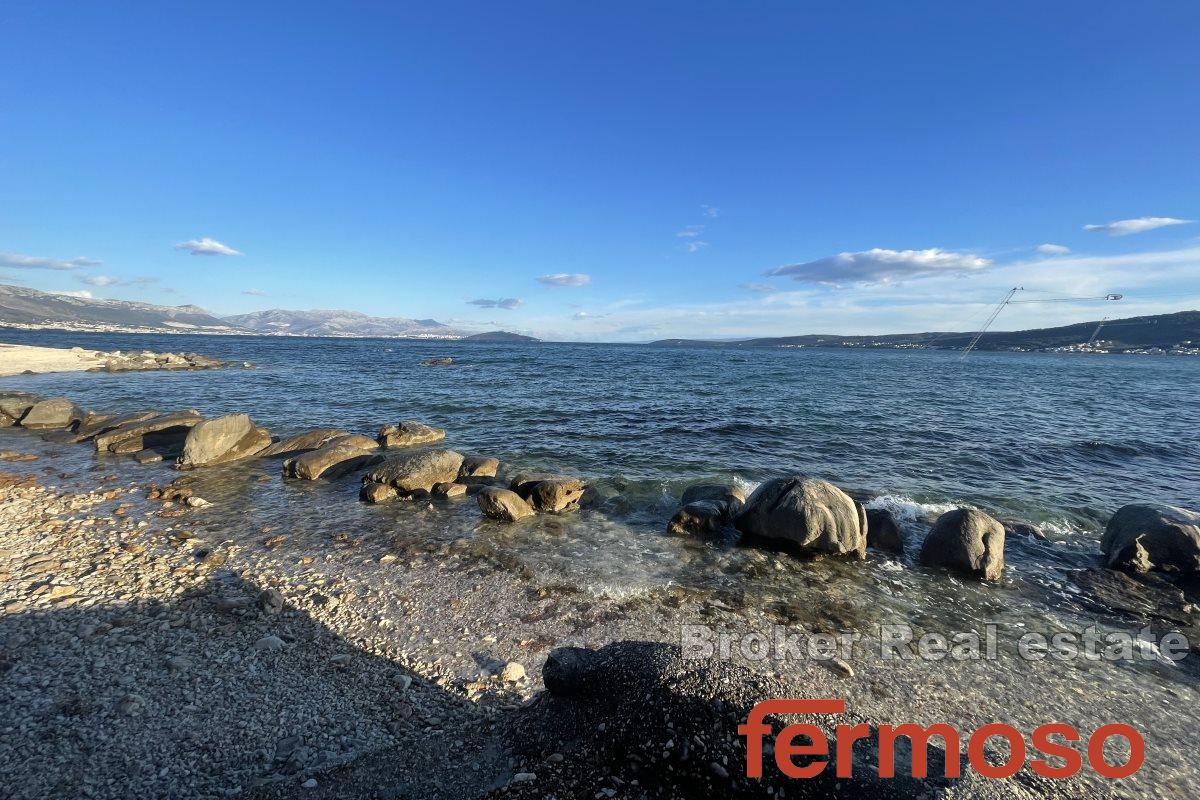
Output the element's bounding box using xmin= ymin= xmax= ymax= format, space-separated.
xmin=4 ymin=328 xmax=1197 ymax=525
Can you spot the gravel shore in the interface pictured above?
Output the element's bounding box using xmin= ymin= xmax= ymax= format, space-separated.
xmin=1 ymin=431 xmax=1196 ymax=799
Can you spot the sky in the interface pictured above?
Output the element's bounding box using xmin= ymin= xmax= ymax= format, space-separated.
xmin=1 ymin=1 xmax=1198 ymax=342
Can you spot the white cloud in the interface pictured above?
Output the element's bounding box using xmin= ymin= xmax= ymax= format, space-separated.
xmin=537 ymin=273 xmax=591 ymax=287
xmin=676 ymin=225 xmax=704 ymax=238
xmin=76 ymin=274 xmax=158 ymax=288
xmin=1082 ymin=217 xmax=1191 ymax=236
xmin=78 ymin=274 xmax=121 ymax=287
xmin=767 ymin=248 xmax=991 ymax=286
xmin=740 ymin=282 xmax=779 ymax=293
xmin=701 ymin=205 xmax=720 ymax=218
xmin=0 ymin=251 xmax=100 ymax=270
xmin=176 ymin=237 xmax=243 ymax=256
xmin=467 ymin=297 xmax=524 ymax=309
xmin=684 ymin=240 xmax=709 ymax=253
xmin=242 ymin=288 xmax=269 ymax=297
xmin=1035 ymin=243 xmax=1071 ymax=255
xmin=53 ymin=289 xmax=94 ymax=299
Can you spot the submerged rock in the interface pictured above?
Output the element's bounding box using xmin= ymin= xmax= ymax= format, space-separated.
xmin=866 ymin=508 xmax=904 ymax=554
xmin=19 ymin=397 xmax=85 ymax=430
xmin=377 ymin=420 xmax=446 ymax=448
xmin=1101 ymin=503 xmax=1200 ymax=573
xmin=733 ymin=477 xmax=867 ymax=558
xmin=477 ymin=487 xmax=534 ymax=521
xmin=420 ymin=357 xmax=453 ymax=366
xmin=177 ymin=413 xmax=272 ymax=469
xmin=364 ymin=449 xmax=464 ymax=496
xmin=668 ymin=501 xmax=732 ymax=537
xmin=283 ymin=436 xmax=382 ymax=480
xmin=919 ymin=508 xmax=1006 ymax=581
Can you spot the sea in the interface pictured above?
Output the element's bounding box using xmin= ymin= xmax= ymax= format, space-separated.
xmin=2 ymin=328 xmax=1199 ymax=678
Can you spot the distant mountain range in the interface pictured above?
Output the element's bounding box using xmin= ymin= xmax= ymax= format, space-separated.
xmin=223 ymin=308 xmax=453 ymax=338
xmin=0 ymin=283 xmax=537 ymax=341
xmin=651 ymin=310 xmax=1200 ymax=354
xmin=0 ymin=283 xmax=235 ymax=332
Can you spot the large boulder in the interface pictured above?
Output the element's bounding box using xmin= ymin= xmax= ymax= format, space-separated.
xmin=176 ymin=413 xmax=272 ymax=469
xmin=510 ymin=473 xmax=586 ymax=512
xmin=477 ymin=487 xmax=535 ymax=522
xmin=259 ymin=428 xmax=351 ymax=458
xmin=284 ymin=436 xmax=383 ymax=480
xmin=0 ymin=393 xmax=41 ymax=427
xmin=377 ymin=420 xmax=445 ymax=448
xmin=363 ymin=449 xmax=464 ymax=496
xmin=19 ymin=397 xmax=85 ymax=430
xmin=919 ymin=508 xmax=1006 ymax=581
xmin=733 ymin=477 xmax=867 ymax=558
xmin=1101 ymin=504 xmax=1200 ymax=573
xmin=93 ymin=411 xmax=203 ymax=453
xmin=866 ymin=508 xmax=905 ymax=554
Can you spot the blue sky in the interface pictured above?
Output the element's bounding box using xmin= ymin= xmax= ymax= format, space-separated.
xmin=1 ymin=1 xmax=1198 ymax=341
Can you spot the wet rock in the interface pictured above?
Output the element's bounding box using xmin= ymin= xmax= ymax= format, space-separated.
xmin=420 ymin=357 xmax=453 ymax=366
xmin=477 ymin=488 xmax=534 ymax=522
xmin=283 ymin=436 xmax=383 ymax=480
xmin=511 ymin=474 xmax=586 ymax=513
xmin=1071 ymin=567 xmax=1193 ymax=625
xmin=377 ymin=420 xmax=446 ymax=448
xmin=459 ymin=455 xmax=500 ymax=480
xmin=364 ymin=449 xmax=464 ymax=496
xmin=19 ymin=397 xmax=85 ymax=430
xmin=70 ymin=409 xmax=159 ymax=443
xmin=177 ymin=413 xmax=272 ymax=469
xmin=433 ymin=481 xmax=467 ymax=498
xmin=360 ymin=482 xmax=398 ymax=504
xmin=133 ymin=450 xmax=163 ymax=464
xmin=259 ymin=429 xmax=352 ymax=458
xmin=734 ymin=477 xmax=867 ymax=558
xmin=93 ymin=411 xmax=203 ymax=454
xmin=1003 ymin=520 xmax=1048 ymax=541
xmin=0 ymin=392 xmax=41 ymax=423
xmin=1101 ymin=503 xmax=1200 ymax=573
xmin=667 ymin=501 xmax=730 ymax=536
xmin=682 ymin=483 xmax=747 ymax=512
xmin=919 ymin=508 xmax=1005 ymax=581
xmin=866 ymin=508 xmax=904 ymax=554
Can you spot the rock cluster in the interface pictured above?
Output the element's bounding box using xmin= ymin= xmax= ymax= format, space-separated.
xmin=90 ymin=349 xmax=227 ymax=372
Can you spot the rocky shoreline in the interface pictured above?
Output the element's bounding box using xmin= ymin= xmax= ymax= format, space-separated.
xmin=1 ymin=388 xmax=1198 ymax=798
xmin=0 ymin=342 xmax=233 ymax=377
